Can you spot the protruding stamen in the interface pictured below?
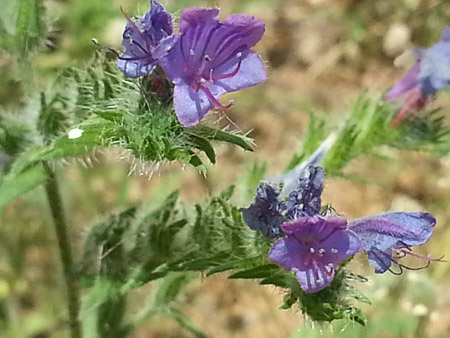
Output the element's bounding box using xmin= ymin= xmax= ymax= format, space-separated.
xmin=189 ymin=49 xmax=195 ymax=56
xmin=204 ymin=55 xmax=211 ymax=61
xmin=309 ymin=248 xmax=315 ymax=254
xmin=212 ymin=53 xmax=243 ymax=81
xmin=201 ymin=87 xmax=234 ymax=110
xmin=331 ymin=248 xmax=338 ymax=254
xmin=318 ymin=248 xmax=326 ymax=255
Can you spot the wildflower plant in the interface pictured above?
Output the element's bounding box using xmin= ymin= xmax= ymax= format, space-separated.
xmin=0 ymin=0 xmax=449 ymax=337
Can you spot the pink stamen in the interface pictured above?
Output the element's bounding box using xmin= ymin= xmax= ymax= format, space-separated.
xmin=201 ymin=87 xmax=233 ymax=109
xmin=213 ymin=56 xmax=242 ymax=81
xmin=399 ymin=249 xmax=446 ymax=262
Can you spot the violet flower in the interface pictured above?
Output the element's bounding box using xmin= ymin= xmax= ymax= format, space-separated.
xmin=269 ymin=216 xmax=362 ymax=293
xmin=348 ymin=212 xmax=443 ymax=274
xmin=386 ymin=27 xmax=450 ymax=126
xmin=157 ymin=8 xmax=267 ymax=127
xmin=117 ymin=0 xmax=173 ymax=78
xmin=243 ymin=163 xmax=442 ymax=293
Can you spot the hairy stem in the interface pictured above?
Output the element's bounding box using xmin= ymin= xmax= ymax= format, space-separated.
xmin=44 ymin=163 xmax=81 ymax=338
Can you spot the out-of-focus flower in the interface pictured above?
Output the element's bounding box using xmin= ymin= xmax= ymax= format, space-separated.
xmin=269 ymin=216 xmax=362 ymax=293
xmin=240 ymin=166 xmax=324 ymax=239
xmin=386 ymin=27 xmax=450 ymax=126
xmin=157 ymin=8 xmax=267 ymax=127
xmin=117 ymin=0 xmax=173 ymax=78
xmin=348 ymin=212 xmax=443 ymax=274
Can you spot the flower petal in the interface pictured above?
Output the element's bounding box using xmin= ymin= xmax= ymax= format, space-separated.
xmin=441 ymin=26 xmax=450 ymax=41
xmin=271 ymin=216 xmax=362 ymax=293
xmin=214 ymin=51 xmax=266 ymax=92
xmin=223 ymin=14 xmax=265 ymax=48
xmin=173 ymin=83 xmax=213 ymax=127
xmin=417 ymin=38 xmax=450 ymax=94
xmin=144 ymin=0 xmax=173 ymax=39
xmin=386 ymin=61 xmax=421 ymax=100
xmin=348 ymin=212 xmax=436 ymax=273
xmin=179 ymin=8 xmax=219 ymax=32
xmin=117 ymin=58 xmax=156 ymax=79
xmin=294 ymin=266 xmax=335 ymax=293
xmin=117 ymin=0 xmax=172 ymax=78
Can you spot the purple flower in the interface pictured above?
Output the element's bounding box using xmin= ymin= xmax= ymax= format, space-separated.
xmin=117 ymin=0 xmax=173 ymax=78
xmin=157 ymin=8 xmax=267 ymax=127
xmin=240 ymin=166 xmax=325 ymax=239
xmin=386 ymin=27 xmax=450 ymax=125
xmin=348 ymin=212 xmax=442 ymax=274
xmin=269 ymin=216 xmax=362 ymax=293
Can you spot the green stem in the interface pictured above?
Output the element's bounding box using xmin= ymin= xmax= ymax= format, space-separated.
xmin=44 ymin=163 xmax=81 ymax=338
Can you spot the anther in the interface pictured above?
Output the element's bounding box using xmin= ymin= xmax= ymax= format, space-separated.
xmin=189 ymin=49 xmax=195 ymax=56
xmin=309 ymin=248 xmax=315 ymax=254
xmin=331 ymin=248 xmax=338 ymax=254
xmin=318 ymin=248 xmax=326 ymax=255
xmin=236 ymin=52 xmax=242 ymax=58
xmin=205 ymin=55 xmax=211 ymax=61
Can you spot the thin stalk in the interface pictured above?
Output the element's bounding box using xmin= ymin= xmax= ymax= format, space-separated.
xmin=44 ymin=163 xmax=81 ymax=338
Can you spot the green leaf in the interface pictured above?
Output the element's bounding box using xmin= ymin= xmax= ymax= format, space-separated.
xmin=228 ymin=264 xmax=281 ymax=279
xmin=191 ymin=125 xmax=254 ymax=152
xmin=186 ymin=134 xmax=216 ymax=164
xmin=15 ymin=0 xmax=43 ymax=57
xmin=166 ymin=309 xmax=207 ymax=338
xmin=153 ymin=273 xmax=193 ymax=307
xmin=0 ymin=162 xmax=47 ymax=209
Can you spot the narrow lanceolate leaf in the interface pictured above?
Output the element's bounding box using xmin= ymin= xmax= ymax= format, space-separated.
xmin=15 ymin=0 xmax=43 ymax=57
xmin=191 ymin=126 xmax=254 ymax=152
xmin=0 ymin=162 xmax=47 ymax=209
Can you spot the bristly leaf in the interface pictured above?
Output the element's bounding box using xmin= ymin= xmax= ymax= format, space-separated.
xmin=285 ymin=112 xmax=326 ymax=172
xmin=284 ymin=94 xmax=450 ymax=176
xmin=0 ymin=0 xmax=44 ymax=58
xmin=0 ymin=162 xmax=47 ymax=210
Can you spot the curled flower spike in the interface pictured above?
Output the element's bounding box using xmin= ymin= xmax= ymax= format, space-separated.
xmin=240 ymin=183 xmax=285 ymax=239
xmin=386 ymin=27 xmax=450 ymax=126
xmin=286 ymin=166 xmax=324 ymax=219
xmin=240 ymin=165 xmax=325 ymax=239
xmin=117 ymin=0 xmax=173 ymax=78
xmin=348 ymin=212 xmax=441 ymax=274
xmin=157 ymin=8 xmax=267 ymax=127
xmin=269 ymin=216 xmax=362 ymax=293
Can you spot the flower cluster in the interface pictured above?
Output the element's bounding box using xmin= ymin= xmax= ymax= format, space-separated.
xmin=241 ymin=166 xmax=442 ymax=293
xmin=116 ymin=0 xmax=267 ymax=127
xmin=386 ymin=27 xmax=450 ymax=126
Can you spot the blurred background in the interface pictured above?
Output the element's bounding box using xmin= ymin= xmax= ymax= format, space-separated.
xmin=1 ymin=0 xmax=450 ymax=337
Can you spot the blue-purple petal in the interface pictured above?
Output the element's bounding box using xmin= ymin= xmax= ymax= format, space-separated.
xmin=173 ymin=83 xmax=214 ymax=127
xmin=348 ymin=212 xmax=436 ymax=273
xmin=223 ymin=14 xmax=265 ymax=48
xmin=117 ymin=0 xmax=173 ymax=78
xmin=179 ymin=8 xmax=219 ymax=32
xmin=270 ymin=216 xmax=362 ymax=293
xmin=214 ymin=51 xmax=267 ymax=92
xmin=386 ymin=61 xmax=421 ymax=100
xmin=417 ymin=34 xmax=450 ymax=94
